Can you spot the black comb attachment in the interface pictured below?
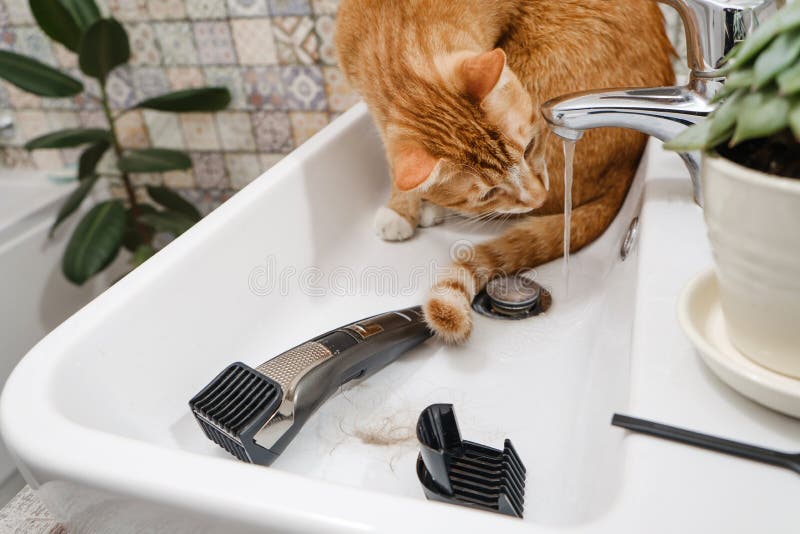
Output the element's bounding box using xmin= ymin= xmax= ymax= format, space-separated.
xmin=416 ymin=404 xmax=526 ymax=518
xmin=189 ymin=362 xmax=283 ymax=465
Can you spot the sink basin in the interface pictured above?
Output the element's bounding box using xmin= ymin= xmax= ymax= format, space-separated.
xmin=2 ymin=104 xmax=798 ymax=533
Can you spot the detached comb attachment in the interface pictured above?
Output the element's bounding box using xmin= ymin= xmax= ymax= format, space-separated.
xmin=415 ymin=404 xmax=526 ymax=518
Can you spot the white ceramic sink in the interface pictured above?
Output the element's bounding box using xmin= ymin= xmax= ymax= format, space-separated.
xmin=2 ymin=104 xmax=798 ymax=533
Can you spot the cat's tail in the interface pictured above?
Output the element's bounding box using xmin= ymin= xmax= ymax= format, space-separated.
xmin=424 ymin=180 xmax=631 ymax=344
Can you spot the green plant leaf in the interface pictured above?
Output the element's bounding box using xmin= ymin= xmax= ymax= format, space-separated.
xmin=50 ymin=174 xmax=99 ymax=237
xmin=25 ymin=128 xmax=110 ymax=150
xmin=790 ymin=98 xmax=800 ymax=140
xmin=723 ymin=4 xmax=800 ymax=72
xmin=130 ymin=244 xmax=155 ymax=268
xmin=0 ymin=50 xmax=83 ymax=97
xmin=663 ymin=120 xmax=715 ymax=151
xmin=78 ymin=140 xmax=110 ymax=178
xmin=752 ymin=28 xmax=800 ymax=89
xmin=135 ymin=87 xmax=231 ymax=112
xmin=731 ymin=91 xmax=791 ymax=146
xmin=61 ymin=0 xmax=100 ymax=32
xmin=62 ymin=199 xmax=126 ymax=285
xmin=78 ymin=18 xmax=130 ymax=81
xmin=118 ymin=148 xmax=191 ymax=173
xmin=712 ymin=70 xmax=753 ymax=103
xmin=146 ymin=185 xmax=201 ymax=221
xmin=777 ymin=60 xmax=800 ymax=96
xmin=139 ymin=210 xmax=196 ymax=236
xmin=121 ymin=204 xmax=155 ymax=252
xmin=709 ymin=91 xmax=744 ymax=141
xmin=29 ymin=0 xmax=82 ymax=52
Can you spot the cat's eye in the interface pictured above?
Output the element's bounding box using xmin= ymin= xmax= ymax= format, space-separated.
xmin=524 ymin=138 xmax=536 ymax=160
xmin=480 ymin=188 xmax=500 ymax=202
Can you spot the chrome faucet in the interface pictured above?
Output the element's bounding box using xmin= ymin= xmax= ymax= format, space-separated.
xmin=541 ymin=0 xmax=781 ymax=205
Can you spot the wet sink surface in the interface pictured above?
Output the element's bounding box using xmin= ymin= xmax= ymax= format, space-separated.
xmin=2 ymin=105 xmax=798 ymax=534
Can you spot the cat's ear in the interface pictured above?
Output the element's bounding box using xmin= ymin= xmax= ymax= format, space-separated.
xmin=459 ymin=48 xmax=507 ymax=101
xmin=392 ymin=145 xmax=441 ymax=191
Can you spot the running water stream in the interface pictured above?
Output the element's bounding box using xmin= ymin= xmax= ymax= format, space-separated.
xmin=562 ymin=139 xmax=576 ymax=296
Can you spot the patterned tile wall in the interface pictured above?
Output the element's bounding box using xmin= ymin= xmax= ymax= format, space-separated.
xmin=0 ymin=0 xmax=358 ymax=214
xmin=0 ymin=1 xmax=686 ymax=214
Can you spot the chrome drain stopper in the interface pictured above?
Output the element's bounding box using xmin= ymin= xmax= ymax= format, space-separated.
xmin=472 ymin=274 xmax=551 ymax=320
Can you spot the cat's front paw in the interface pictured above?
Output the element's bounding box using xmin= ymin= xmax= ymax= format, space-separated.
xmin=424 ymin=286 xmax=473 ymax=344
xmin=418 ymin=202 xmax=447 ymax=227
xmin=375 ymin=206 xmax=415 ymax=241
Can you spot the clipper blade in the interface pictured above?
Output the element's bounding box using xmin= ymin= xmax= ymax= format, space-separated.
xmin=190 ymin=362 xmax=283 ymax=465
xmin=416 ymin=404 xmax=526 ymax=518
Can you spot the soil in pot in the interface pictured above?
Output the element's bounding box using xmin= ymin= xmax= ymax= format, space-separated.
xmin=716 ymin=130 xmax=800 ymax=180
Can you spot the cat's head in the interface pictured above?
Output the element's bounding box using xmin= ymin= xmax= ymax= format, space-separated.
xmin=386 ymin=48 xmax=549 ymax=216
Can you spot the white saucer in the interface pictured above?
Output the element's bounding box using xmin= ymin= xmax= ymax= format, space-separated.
xmin=678 ymin=270 xmax=800 ymax=419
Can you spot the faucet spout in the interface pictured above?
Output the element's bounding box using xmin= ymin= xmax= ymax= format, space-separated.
xmin=541 ymin=84 xmax=715 ymax=205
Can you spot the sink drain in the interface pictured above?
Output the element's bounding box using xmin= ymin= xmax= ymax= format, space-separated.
xmin=472 ymin=274 xmax=551 ymax=320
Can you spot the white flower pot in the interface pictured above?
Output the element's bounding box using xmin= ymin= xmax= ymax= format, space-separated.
xmin=702 ymin=154 xmax=800 ymax=378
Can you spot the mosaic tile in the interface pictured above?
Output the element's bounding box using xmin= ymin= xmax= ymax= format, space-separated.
xmin=147 ymin=0 xmax=185 ymax=20
xmin=155 ymin=22 xmax=199 ymax=65
xmin=143 ymin=110 xmax=185 ymax=149
xmin=252 ymin=111 xmax=292 ymax=153
xmin=242 ymin=66 xmax=285 ymax=110
xmin=259 ymin=153 xmax=284 ymax=171
xmin=193 ymin=22 xmax=237 ymax=65
xmin=268 ymin=0 xmax=311 ymax=16
xmin=46 ymin=110 xmax=80 ymax=131
xmin=322 ymin=66 xmax=359 ymax=112
xmin=0 ymin=0 xmax=9 ymax=26
xmin=6 ymin=83 xmax=41 ymax=108
xmin=0 ymin=110 xmax=22 ymax=146
xmin=0 ymin=84 xmax=9 ymax=109
xmin=310 ymin=0 xmax=338 ymax=15
xmin=281 ymin=65 xmax=325 ymax=110
xmin=186 ymin=0 xmax=228 ymax=19
xmin=230 ymin=18 xmax=277 ymax=65
xmin=42 ymin=94 xmax=78 ymax=111
xmin=203 ymin=66 xmax=246 ymax=110
xmin=180 ymin=113 xmax=220 ymax=150
xmin=0 ymin=26 xmax=15 ymax=51
xmin=315 ymin=14 xmax=336 ymax=65
xmin=116 ymin=110 xmax=150 ymax=148
xmin=106 ymin=0 xmax=149 ymax=21
xmin=15 ymin=110 xmax=49 ymax=141
xmin=106 ymin=66 xmax=136 ymax=109
xmin=289 ymin=111 xmax=326 ymax=146
xmin=128 ymin=23 xmax=162 ymax=66
xmin=227 ymin=0 xmax=268 ymax=17
xmin=72 ymin=70 xmax=102 ymax=111
xmin=132 ymin=66 xmax=170 ymax=101
xmin=52 ymin=43 xmax=78 ymax=69
xmin=215 ymin=112 xmax=256 ymax=150
xmin=14 ymin=27 xmax=55 ymax=66
xmin=78 ymin=110 xmax=107 ymax=129
xmin=31 ymin=150 xmax=63 ymax=170
xmin=5 ymin=0 xmax=33 ymax=24
xmin=166 ymin=67 xmax=205 ymax=90
xmin=60 ymin=147 xmax=81 ymax=166
xmin=182 ymin=188 xmax=235 ymax=215
xmin=272 ymin=16 xmax=318 ymax=65
xmin=190 ymin=152 xmax=229 ymax=188
xmin=225 ymin=153 xmax=262 ymax=189
xmin=133 ymin=173 xmax=162 ymax=186
xmin=163 ymin=169 xmax=195 ymax=188
xmin=0 ymin=147 xmax=35 ymax=168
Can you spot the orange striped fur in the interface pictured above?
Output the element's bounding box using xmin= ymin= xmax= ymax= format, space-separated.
xmin=336 ymin=0 xmax=674 ymax=343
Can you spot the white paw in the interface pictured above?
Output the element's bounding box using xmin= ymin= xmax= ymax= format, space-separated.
xmin=375 ymin=206 xmax=414 ymax=241
xmin=418 ymin=202 xmax=447 ymax=227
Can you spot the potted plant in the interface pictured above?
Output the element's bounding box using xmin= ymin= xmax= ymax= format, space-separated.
xmin=665 ymin=2 xmax=800 ymax=378
xmin=0 ymin=0 xmax=231 ymax=285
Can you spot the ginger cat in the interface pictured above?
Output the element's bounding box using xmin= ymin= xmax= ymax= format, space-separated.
xmin=336 ymin=0 xmax=674 ymax=343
